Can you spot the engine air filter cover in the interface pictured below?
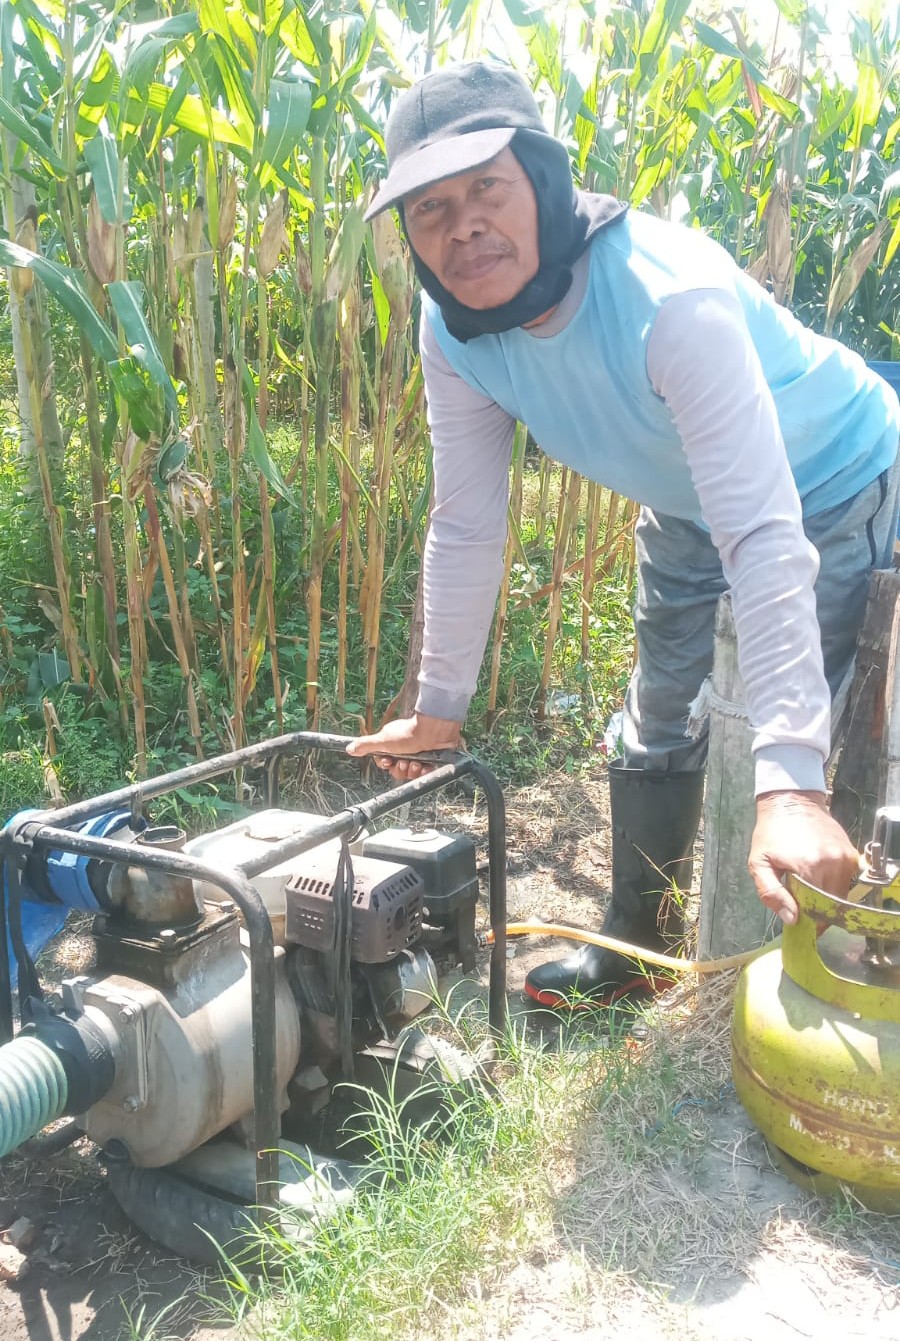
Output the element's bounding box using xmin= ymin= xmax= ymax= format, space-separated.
xmin=360 ymin=827 xmax=478 ymax=918
xmin=284 ymin=855 xmax=423 ymax=963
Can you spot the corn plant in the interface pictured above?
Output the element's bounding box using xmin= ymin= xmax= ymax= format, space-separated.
xmin=0 ymin=0 xmax=896 ymax=787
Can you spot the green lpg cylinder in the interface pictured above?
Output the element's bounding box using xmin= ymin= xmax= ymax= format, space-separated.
xmin=732 ymin=828 xmax=900 ymax=1209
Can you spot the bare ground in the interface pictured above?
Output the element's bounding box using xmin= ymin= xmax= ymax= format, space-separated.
xmin=2 ymin=761 xmax=900 ymax=1340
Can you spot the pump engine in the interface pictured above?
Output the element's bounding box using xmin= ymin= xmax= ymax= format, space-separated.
xmin=0 ymin=736 xmax=507 ymax=1262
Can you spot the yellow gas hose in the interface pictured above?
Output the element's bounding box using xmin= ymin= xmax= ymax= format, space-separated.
xmin=482 ymin=922 xmax=768 ymax=974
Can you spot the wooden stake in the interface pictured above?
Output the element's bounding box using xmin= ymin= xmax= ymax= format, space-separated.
xmin=701 ymin=570 xmax=900 ymax=957
xmin=831 ymin=569 xmax=900 ymax=842
xmin=698 ymin=593 xmax=774 ymax=958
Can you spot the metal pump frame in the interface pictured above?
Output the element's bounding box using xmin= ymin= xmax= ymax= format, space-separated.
xmin=0 ymin=732 xmax=508 ymax=1222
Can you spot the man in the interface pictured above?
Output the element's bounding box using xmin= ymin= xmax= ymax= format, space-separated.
xmin=347 ymin=61 xmax=900 ymax=1008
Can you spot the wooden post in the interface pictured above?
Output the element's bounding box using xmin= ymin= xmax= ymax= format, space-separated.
xmin=831 ymin=569 xmax=900 ymax=841
xmin=884 ymin=597 xmax=900 ymax=806
xmin=698 ymin=594 xmax=776 ymax=958
xmin=700 ymin=570 xmax=900 ymax=957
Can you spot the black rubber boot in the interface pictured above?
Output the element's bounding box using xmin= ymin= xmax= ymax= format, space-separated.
xmin=524 ymin=762 xmax=705 ymax=1009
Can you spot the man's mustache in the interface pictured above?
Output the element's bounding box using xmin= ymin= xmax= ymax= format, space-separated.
xmin=445 ymin=241 xmax=513 ymax=273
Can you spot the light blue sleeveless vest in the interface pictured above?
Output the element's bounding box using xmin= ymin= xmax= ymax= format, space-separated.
xmin=425 ymin=211 xmax=899 ymax=523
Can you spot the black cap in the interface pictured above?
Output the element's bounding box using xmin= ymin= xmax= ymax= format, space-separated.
xmin=365 ymin=62 xmax=547 ymax=221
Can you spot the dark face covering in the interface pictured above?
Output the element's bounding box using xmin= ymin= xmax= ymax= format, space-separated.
xmin=404 ymin=128 xmax=626 ymax=343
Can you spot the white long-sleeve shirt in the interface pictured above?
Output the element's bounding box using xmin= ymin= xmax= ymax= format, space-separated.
xmin=414 ymin=216 xmax=899 ymax=794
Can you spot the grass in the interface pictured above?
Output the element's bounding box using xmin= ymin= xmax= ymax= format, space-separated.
xmin=199 ymin=992 xmax=731 ymax=1341
xmin=119 ymin=966 xmax=900 ymax=1341
xmin=12 ymin=858 xmax=900 ymax=1341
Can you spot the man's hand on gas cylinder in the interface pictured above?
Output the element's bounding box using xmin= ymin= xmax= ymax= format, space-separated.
xmin=346 ymin=712 xmax=463 ymax=782
xmin=748 ymin=790 xmax=861 ymax=924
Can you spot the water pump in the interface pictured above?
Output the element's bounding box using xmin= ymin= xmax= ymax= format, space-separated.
xmin=0 ymin=733 xmax=507 ymax=1262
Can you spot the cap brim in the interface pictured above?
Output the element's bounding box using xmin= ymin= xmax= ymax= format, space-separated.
xmin=364 ymin=127 xmax=516 ymax=221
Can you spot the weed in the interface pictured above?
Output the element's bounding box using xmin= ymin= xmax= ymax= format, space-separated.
xmin=204 ymin=997 xmax=727 ymax=1341
xmin=0 ymin=743 xmax=45 ymax=815
xmin=121 ymin=1297 xmax=183 ymax=1341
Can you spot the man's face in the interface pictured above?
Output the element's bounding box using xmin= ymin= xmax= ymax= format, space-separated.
xmin=403 ymin=147 xmax=540 ymax=309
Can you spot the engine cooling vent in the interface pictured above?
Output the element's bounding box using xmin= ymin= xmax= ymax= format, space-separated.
xmin=284 ymin=855 xmax=423 ymax=963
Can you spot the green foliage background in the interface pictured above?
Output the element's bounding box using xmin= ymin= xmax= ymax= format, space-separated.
xmin=0 ymin=0 xmax=898 ymax=807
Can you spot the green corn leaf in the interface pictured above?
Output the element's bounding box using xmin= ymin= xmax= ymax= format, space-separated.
xmin=385 ymin=465 xmax=433 ymax=584
xmin=139 ymin=63 xmax=200 ymax=149
xmin=16 ymin=13 xmax=62 ymax=96
xmin=327 ymin=435 xmax=376 ymax=516
xmin=882 ymin=113 xmax=899 ymax=160
xmin=231 ymin=8 xmax=260 ymax=65
xmin=694 ymin=21 xmax=764 ymax=83
xmin=0 ymin=0 xmax=18 ymax=93
xmin=332 ymin=7 xmax=377 ymax=92
xmin=259 ymin=76 xmax=312 ymax=171
xmin=138 ymin=80 xmax=249 ymax=149
xmin=528 ymin=21 xmax=563 ymax=92
xmin=631 ymin=0 xmax=693 ymax=94
xmin=73 ymin=12 xmax=115 ymax=90
xmin=881 ymin=169 xmax=900 ymax=205
xmin=156 ymin=433 xmax=189 ymax=483
xmin=107 ymin=355 xmax=163 ymax=443
xmin=247 ymin=406 xmax=296 ymax=507
xmin=120 ymin=37 xmax=176 ymax=105
xmin=83 ymin=130 xmax=131 ymax=225
xmin=343 ymin=92 xmax=384 ymax=144
xmin=811 ymin=87 xmax=856 ymax=149
xmin=120 ymin=11 xmax=199 ymax=43
xmin=77 ymin=45 xmax=116 ymax=139
xmin=0 ymin=239 xmax=117 ymax=362
xmin=772 ymin=0 xmax=808 ymax=22
xmin=401 ymin=0 xmax=430 ymax=34
xmin=278 ymin=7 xmax=320 ymax=66
xmin=370 ymin=266 xmax=391 ymax=349
xmin=501 ymin=0 xmax=546 ymax=29
xmin=108 ymin=281 xmax=178 ymax=422
xmin=0 ymin=93 xmax=65 ymax=172
xmin=264 ymin=158 xmax=309 ymax=197
xmin=850 ymin=62 xmax=882 ymax=150
xmin=204 ymin=33 xmax=258 ymax=146
xmin=261 ymin=0 xmax=287 ymax=39
xmin=758 ymin=83 xmax=804 ymax=126
xmin=198 ymin=0 xmax=236 ymax=48
xmin=883 ymin=215 xmax=900 ymax=270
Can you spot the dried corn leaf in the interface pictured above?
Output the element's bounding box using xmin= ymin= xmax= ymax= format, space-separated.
xmin=218 ymin=172 xmax=238 ymax=253
xmin=189 ymin=199 xmax=206 ymax=256
xmin=827 ymin=221 xmax=889 ymax=327
xmin=764 ymin=176 xmax=793 ymax=302
xmin=259 ymin=191 xmax=288 ymax=279
xmin=171 ymin=208 xmax=189 ymax=271
xmin=371 ymin=209 xmax=412 ymax=320
xmin=325 ymin=200 xmax=365 ymax=304
xmin=11 ymin=212 xmax=36 ymax=296
xmin=294 ymin=232 xmax=313 ymax=295
xmin=87 ymin=189 xmax=116 ymax=286
xmin=746 ymin=251 xmax=770 ymax=285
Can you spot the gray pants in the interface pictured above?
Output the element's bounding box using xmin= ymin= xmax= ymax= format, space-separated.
xmin=622 ymin=459 xmax=900 ymax=772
